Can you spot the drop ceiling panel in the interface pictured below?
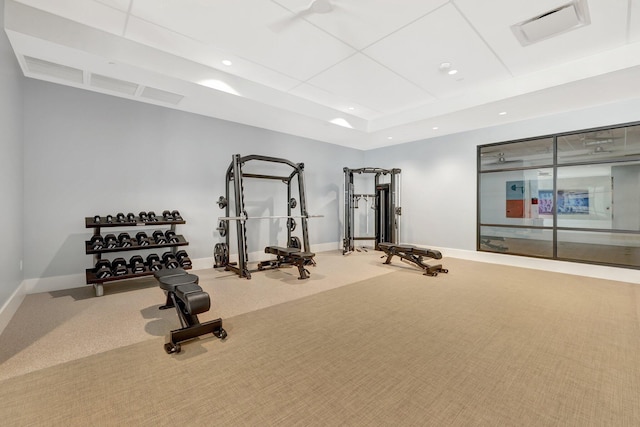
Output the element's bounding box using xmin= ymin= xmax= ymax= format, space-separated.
xmin=128 ymin=0 xmax=356 ymax=81
xmin=307 ymin=53 xmax=434 ymax=113
xmin=273 ymin=0 xmax=449 ymax=50
xmin=364 ymin=3 xmax=511 ymax=100
xmin=14 ymin=0 xmax=128 ymax=36
xmin=455 ymin=0 xmax=629 ymax=76
xmin=125 ymin=16 xmax=301 ymax=92
xmin=288 ymin=82 xmax=383 ymax=119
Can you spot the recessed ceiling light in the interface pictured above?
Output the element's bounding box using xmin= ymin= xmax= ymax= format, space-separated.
xmin=439 ymin=62 xmax=451 ymax=71
xmin=432 ymin=126 xmax=439 ymax=130
xmin=448 ymin=69 xmax=458 ymax=75
xmin=499 ymin=111 xmax=507 ymax=115
xmin=222 ymin=59 xmax=232 ymax=66
xmin=348 ymin=106 xmax=355 ymax=110
xmin=387 ymin=136 xmax=393 ymax=140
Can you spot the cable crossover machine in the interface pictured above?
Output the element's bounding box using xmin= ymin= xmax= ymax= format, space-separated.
xmin=343 ymin=166 xmax=448 ymax=276
xmin=343 ymin=167 xmax=402 ymax=254
xmin=214 ymin=154 xmax=320 ymax=280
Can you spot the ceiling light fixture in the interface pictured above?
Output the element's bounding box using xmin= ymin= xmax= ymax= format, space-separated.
xmin=448 ymin=69 xmax=458 ymax=75
xmin=432 ymin=126 xmax=439 ymax=130
xmin=499 ymin=111 xmax=507 ymax=115
xmin=387 ymin=136 xmax=393 ymax=140
xmin=222 ymin=59 xmax=232 ymax=66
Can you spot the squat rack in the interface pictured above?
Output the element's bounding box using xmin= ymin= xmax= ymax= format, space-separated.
xmin=215 ymin=154 xmax=311 ymax=279
xmin=343 ymin=167 xmax=401 ymax=254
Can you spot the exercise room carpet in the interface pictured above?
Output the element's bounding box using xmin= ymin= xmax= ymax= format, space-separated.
xmin=1 ymin=255 xmax=640 ymax=425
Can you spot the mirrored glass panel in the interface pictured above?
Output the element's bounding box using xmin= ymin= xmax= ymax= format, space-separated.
xmin=556 ymin=161 xmax=640 ymax=231
xmin=557 ymin=125 xmax=640 ymax=164
xmin=479 ymin=168 xmax=553 ymax=227
xmin=480 ymin=226 xmax=553 ymax=258
xmin=480 ymin=138 xmax=554 ymax=171
xmin=557 ymin=230 xmax=640 ymax=268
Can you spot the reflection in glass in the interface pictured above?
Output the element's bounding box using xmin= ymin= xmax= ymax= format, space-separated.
xmin=480 ymin=138 xmax=553 ymax=171
xmin=557 ymin=125 xmax=640 ymax=164
xmin=479 ymin=169 xmax=553 ymax=227
xmin=557 ymin=230 xmax=640 ymax=268
xmin=480 ymin=226 xmax=553 ymax=258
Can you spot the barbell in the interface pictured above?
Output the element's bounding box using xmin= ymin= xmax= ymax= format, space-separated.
xmin=217 ymin=214 xmax=324 ymax=221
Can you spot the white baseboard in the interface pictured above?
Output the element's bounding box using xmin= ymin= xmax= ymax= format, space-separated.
xmin=413 ymin=244 xmax=640 ymax=284
xmin=0 ymin=281 xmax=27 ymax=336
xmin=18 ymin=241 xmax=640 ymax=298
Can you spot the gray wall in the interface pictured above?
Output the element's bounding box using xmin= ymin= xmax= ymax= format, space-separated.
xmin=23 ymin=80 xmax=362 ymax=279
xmin=364 ymin=99 xmax=640 ymax=251
xmin=0 ymin=0 xmax=24 ymax=307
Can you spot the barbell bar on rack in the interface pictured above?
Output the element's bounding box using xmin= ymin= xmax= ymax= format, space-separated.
xmin=217 ymin=214 xmax=324 ymax=221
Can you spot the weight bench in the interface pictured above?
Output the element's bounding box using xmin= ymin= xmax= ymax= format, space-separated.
xmin=258 ymin=246 xmax=316 ymax=279
xmin=378 ymin=242 xmax=448 ymax=276
xmin=155 ymin=268 xmax=227 ymax=354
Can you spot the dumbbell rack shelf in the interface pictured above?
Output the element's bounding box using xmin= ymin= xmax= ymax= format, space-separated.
xmin=85 ymin=216 xmax=189 ymax=297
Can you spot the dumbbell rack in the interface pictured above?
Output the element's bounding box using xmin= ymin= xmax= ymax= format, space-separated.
xmin=85 ymin=214 xmax=189 ymax=297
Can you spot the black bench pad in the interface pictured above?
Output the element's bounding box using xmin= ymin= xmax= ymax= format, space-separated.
xmin=158 ymin=273 xmax=199 ymax=292
xmin=175 ymin=283 xmax=210 ymax=315
xmin=379 ymin=243 xmax=442 ymax=260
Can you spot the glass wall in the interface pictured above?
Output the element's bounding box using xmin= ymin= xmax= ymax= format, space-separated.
xmin=478 ymin=122 xmax=640 ymax=269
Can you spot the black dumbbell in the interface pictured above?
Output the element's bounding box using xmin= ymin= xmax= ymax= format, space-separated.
xmin=175 ymin=250 xmax=192 ymax=267
xmin=104 ymin=234 xmax=118 ymax=249
xmin=126 ymin=212 xmax=136 ymax=222
xmin=139 ymin=211 xmax=148 ymax=222
xmin=165 ymin=230 xmax=179 ymax=243
xmin=162 ymin=210 xmax=173 ymax=220
xmin=146 ymin=254 xmax=162 ymax=271
xmin=106 ymin=214 xmax=113 ymax=223
xmin=129 ymin=255 xmax=146 ymax=274
xmin=116 ymin=212 xmax=126 ymax=223
xmin=118 ymin=232 xmax=133 ymax=248
xmin=90 ymin=235 xmax=104 ymax=250
xmin=136 ymin=231 xmax=151 ymax=246
xmin=95 ymin=259 xmax=112 ymax=279
xmin=93 ymin=215 xmax=101 ymax=224
xmin=148 ymin=211 xmax=158 ymax=222
xmin=112 ymin=257 xmax=128 ymax=276
xmin=162 ymin=252 xmax=180 ymax=269
xmin=172 ymin=210 xmax=182 ymax=221
xmin=153 ymin=230 xmax=167 ymax=244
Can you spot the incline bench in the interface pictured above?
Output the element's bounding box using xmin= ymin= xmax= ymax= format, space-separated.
xmin=154 ymin=268 xmax=227 ymax=354
xmin=378 ymin=242 xmax=448 ymax=276
xmin=258 ymin=246 xmax=316 ymax=279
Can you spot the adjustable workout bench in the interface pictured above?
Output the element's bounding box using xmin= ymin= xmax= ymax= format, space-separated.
xmin=155 ymin=268 xmax=227 ymax=354
xmin=258 ymin=246 xmax=316 ymax=279
xmin=378 ymin=242 xmax=448 ymax=276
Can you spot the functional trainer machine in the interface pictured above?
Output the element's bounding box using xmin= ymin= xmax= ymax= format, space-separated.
xmin=378 ymin=242 xmax=448 ymax=276
xmin=214 ymin=154 xmax=317 ymax=280
xmin=343 ymin=167 xmax=401 ymax=254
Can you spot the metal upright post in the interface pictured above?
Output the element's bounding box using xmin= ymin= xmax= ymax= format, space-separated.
xmin=296 ymin=163 xmax=310 ymax=252
xmin=231 ymin=154 xmax=249 ymax=278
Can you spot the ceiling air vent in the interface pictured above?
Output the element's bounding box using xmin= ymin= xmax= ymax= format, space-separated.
xmin=23 ymin=56 xmax=84 ymax=84
xmin=90 ymin=73 xmax=139 ymax=96
xmin=140 ymin=86 xmax=184 ymax=105
xmin=511 ymin=0 xmax=590 ymax=46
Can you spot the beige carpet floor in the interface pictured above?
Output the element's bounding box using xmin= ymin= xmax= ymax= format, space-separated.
xmin=1 ymin=252 xmax=639 ymax=426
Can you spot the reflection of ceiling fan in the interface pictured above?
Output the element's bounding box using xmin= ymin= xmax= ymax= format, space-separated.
xmin=483 ymin=152 xmax=523 ymax=166
xmin=270 ymin=0 xmax=336 ymax=32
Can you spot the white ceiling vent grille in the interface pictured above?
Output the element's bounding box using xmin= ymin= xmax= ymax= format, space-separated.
xmin=23 ymin=56 xmax=84 ymax=84
xmin=90 ymin=73 xmax=139 ymax=95
xmin=511 ymin=0 xmax=591 ymax=46
xmin=140 ymin=86 xmax=184 ymax=105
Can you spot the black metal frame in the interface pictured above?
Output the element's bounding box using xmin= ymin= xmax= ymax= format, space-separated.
xmin=222 ymin=154 xmax=311 ymax=279
xmin=343 ymin=167 xmax=401 ymax=254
